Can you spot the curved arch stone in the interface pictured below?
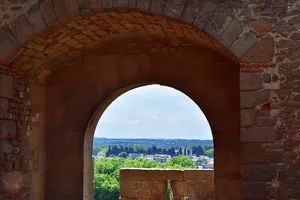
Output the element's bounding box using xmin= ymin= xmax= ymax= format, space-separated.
xmin=0 ymin=0 xmax=259 ymax=70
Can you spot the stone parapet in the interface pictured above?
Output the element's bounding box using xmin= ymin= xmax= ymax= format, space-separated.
xmin=120 ymin=169 xmax=214 ymax=200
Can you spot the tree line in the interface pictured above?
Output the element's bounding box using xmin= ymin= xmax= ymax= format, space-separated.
xmin=105 ymin=145 xmax=208 ymax=157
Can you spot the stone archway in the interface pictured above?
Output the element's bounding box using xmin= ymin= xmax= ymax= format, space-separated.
xmin=44 ymin=34 xmax=241 ymax=200
xmin=1 ymin=0 xmax=297 ymax=199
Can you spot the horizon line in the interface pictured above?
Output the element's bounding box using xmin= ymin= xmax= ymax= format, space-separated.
xmin=94 ymin=137 xmax=213 ymax=140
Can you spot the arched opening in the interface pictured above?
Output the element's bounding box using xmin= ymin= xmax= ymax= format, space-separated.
xmin=45 ymin=38 xmax=241 ymax=200
xmin=34 ymin=10 xmax=242 ymax=200
xmin=87 ymin=84 xmax=214 ymax=199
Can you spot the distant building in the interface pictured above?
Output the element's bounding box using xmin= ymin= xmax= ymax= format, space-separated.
xmin=128 ymin=153 xmax=145 ymax=159
xmin=206 ymin=159 xmax=214 ymax=169
xmin=153 ymin=154 xmax=171 ymax=163
xmin=92 ymin=155 xmax=104 ymax=159
xmin=145 ymin=155 xmax=154 ymax=160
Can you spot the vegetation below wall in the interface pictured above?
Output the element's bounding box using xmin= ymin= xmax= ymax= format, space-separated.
xmin=93 ymin=156 xmax=195 ymax=200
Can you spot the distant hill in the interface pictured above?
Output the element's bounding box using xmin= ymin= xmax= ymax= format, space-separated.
xmin=93 ymin=137 xmax=213 ymax=149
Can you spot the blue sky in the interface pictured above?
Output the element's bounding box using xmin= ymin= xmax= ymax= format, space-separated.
xmin=94 ymin=85 xmax=212 ymax=140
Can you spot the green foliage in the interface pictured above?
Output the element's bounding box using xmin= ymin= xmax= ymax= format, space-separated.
xmin=97 ymin=147 xmax=108 ymax=157
xmin=93 ymin=146 xmax=102 ymax=156
xmin=205 ymin=148 xmax=214 ymax=158
xmin=93 ymin=156 xmax=196 ymax=200
xmin=118 ymin=152 xmax=128 ymax=158
xmin=165 ymin=156 xmax=194 ymax=169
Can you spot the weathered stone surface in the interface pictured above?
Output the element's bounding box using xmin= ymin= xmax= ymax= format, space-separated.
xmin=0 ymin=120 xmax=17 ymax=139
xmin=120 ymin=180 xmax=167 ymax=199
xmin=171 ymin=180 xmax=214 ymax=200
xmin=256 ymin=117 xmax=277 ymax=127
xmin=262 ymin=73 xmax=271 ymax=83
xmin=240 ymin=109 xmax=256 ymax=127
xmin=241 ymin=127 xmax=276 ymax=142
xmin=242 ymin=165 xmax=276 ymax=181
xmin=204 ymin=5 xmax=234 ymax=38
xmin=266 ymin=150 xmax=283 ymax=164
xmin=220 ymin=19 xmax=243 ymax=47
xmin=114 ymin=0 xmax=129 ymax=8
xmin=240 ymin=91 xmax=270 ymax=108
xmin=181 ymin=0 xmax=203 ymax=23
xmin=231 ymin=32 xmax=257 ymax=57
xmin=65 ymin=0 xmax=80 ymax=16
xmin=243 ymin=182 xmax=268 ymax=200
xmin=0 ymin=98 xmax=9 ymax=118
xmin=193 ymin=1 xmax=217 ymax=29
xmin=8 ymin=14 xmax=34 ymax=44
xmin=240 ymin=73 xmax=262 ymax=91
xmin=78 ymin=0 xmax=91 ymax=10
xmin=0 ymin=74 xmax=13 ymax=99
xmin=136 ymin=0 xmax=151 ymax=11
xmin=102 ymin=0 xmax=114 ymax=8
xmin=150 ymin=0 xmax=165 ymax=13
xmin=163 ymin=0 xmax=187 ymax=19
xmin=241 ymin=36 xmax=274 ymax=63
xmin=0 ymin=140 xmax=12 ymax=153
xmin=128 ymin=0 xmax=138 ymax=8
xmin=183 ymin=169 xmax=214 ymax=182
xmin=27 ymin=5 xmax=47 ymax=34
xmin=251 ymin=21 xmax=271 ymax=34
xmin=52 ymin=0 xmax=69 ymax=21
xmin=269 ymin=186 xmax=286 ymax=199
xmin=241 ymin=143 xmax=266 ymax=164
xmin=273 ymin=20 xmax=296 ymax=33
xmin=0 ymin=26 xmax=21 ymax=64
xmin=39 ymin=0 xmax=58 ymax=26
xmin=120 ymin=168 xmax=183 ymax=181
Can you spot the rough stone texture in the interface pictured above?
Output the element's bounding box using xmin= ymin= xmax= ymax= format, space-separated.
xmin=120 ymin=169 xmax=169 ymax=200
xmin=27 ymin=5 xmax=47 ymax=34
xmin=240 ymin=73 xmax=262 ymax=91
xmin=220 ymin=19 xmax=243 ymax=48
xmin=0 ymin=0 xmax=38 ymax=27
xmin=0 ymin=0 xmax=299 ymax=199
xmin=8 ymin=14 xmax=34 ymax=44
xmin=0 ymin=26 xmax=21 ymax=65
xmin=241 ymin=36 xmax=274 ymax=63
xmin=230 ymin=32 xmax=257 ymax=57
xmin=240 ymin=109 xmax=256 ymax=127
xmin=120 ymin=168 xmax=184 ymax=181
xmin=0 ymin=120 xmax=17 ymax=139
xmin=242 ymin=165 xmax=276 ymax=182
xmin=241 ymin=143 xmax=266 ymax=164
xmin=243 ymin=182 xmax=268 ymax=200
xmin=170 ymin=170 xmax=214 ymax=200
xmin=120 ymin=169 xmax=214 ymax=200
xmin=240 ymin=91 xmax=270 ymax=109
xmin=241 ymin=127 xmax=276 ymax=143
xmin=0 ymin=74 xmax=13 ymax=99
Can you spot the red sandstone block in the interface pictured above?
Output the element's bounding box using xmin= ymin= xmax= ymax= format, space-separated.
xmin=183 ymin=169 xmax=214 ymax=182
xmin=120 ymin=168 xmax=183 ymax=181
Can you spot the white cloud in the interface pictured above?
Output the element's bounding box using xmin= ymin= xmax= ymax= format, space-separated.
xmin=95 ymin=85 xmax=212 ymax=139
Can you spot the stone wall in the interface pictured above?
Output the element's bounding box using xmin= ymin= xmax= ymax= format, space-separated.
xmin=0 ymin=0 xmax=299 ymax=199
xmin=0 ymin=65 xmax=32 ymax=199
xmin=120 ymin=169 xmax=214 ymax=200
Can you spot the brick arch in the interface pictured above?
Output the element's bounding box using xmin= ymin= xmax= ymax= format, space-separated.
xmin=0 ymin=0 xmax=260 ymax=82
xmin=44 ymin=41 xmax=241 ymax=200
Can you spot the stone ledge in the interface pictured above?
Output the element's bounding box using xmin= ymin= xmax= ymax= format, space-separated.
xmin=120 ymin=168 xmax=215 ymax=182
xmin=120 ymin=168 xmax=184 ymax=181
xmin=183 ymin=169 xmax=214 ymax=182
